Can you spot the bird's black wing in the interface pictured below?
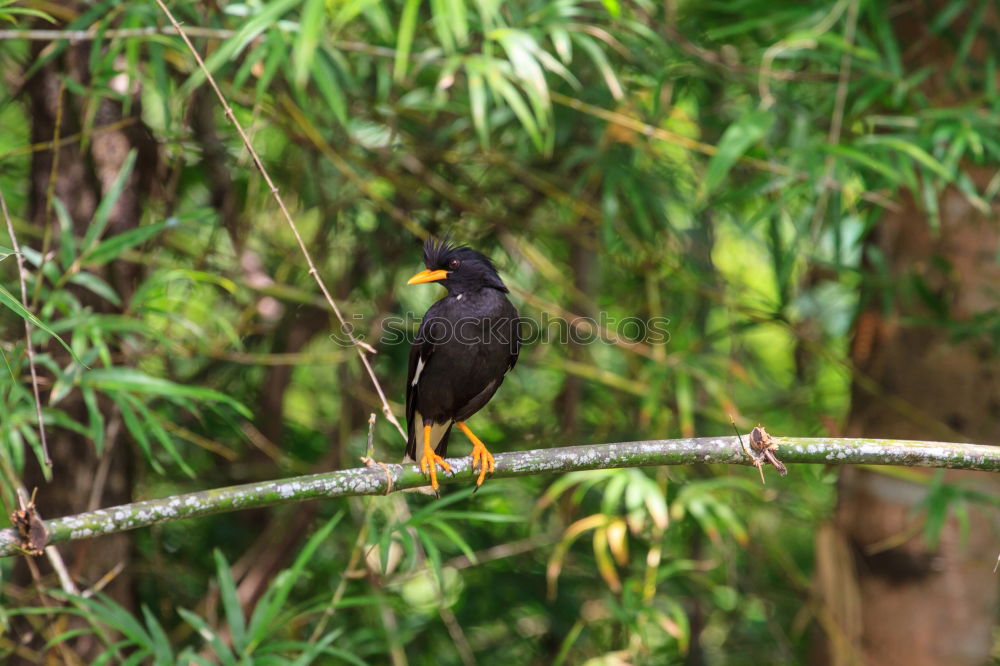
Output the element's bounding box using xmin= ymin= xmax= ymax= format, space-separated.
xmin=451 ymin=301 xmax=521 ymax=422
xmin=507 ymin=312 xmax=521 ymax=374
xmin=405 ymin=301 xmax=452 ymax=460
xmin=404 ymin=333 xmax=431 ymax=461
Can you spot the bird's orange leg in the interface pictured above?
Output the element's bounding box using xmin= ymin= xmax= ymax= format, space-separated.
xmin=456 ymin=421 xmax=495 ymax=486
xmin=419 ymin=424 xmax=452 ymax=491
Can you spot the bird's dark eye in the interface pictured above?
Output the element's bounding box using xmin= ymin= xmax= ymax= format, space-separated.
xmin=448 ymin=259 xmax=461 ymax=270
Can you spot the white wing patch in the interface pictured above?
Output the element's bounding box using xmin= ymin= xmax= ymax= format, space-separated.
xmin=412 ymin=411 xmax=452 ymax=452
xmin=411 ymin=356 xmax=426 ymax=387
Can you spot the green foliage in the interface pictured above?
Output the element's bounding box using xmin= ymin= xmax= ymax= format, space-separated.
xmin=10 ymin=513 xmax=364 ymax=664
xmin=0 ymin=0 xmax=997 ymax=663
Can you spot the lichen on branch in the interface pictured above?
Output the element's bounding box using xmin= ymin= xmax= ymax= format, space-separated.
xmin=3 ymin=435 xmax=998 ymax=558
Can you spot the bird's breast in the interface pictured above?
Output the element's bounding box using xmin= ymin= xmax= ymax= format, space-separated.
xmin=415 ymin=306 xmax=517 ymax=421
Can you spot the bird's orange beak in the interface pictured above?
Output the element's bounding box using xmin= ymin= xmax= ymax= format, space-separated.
xmin=407 ymin=269 xmax=449 ymax=285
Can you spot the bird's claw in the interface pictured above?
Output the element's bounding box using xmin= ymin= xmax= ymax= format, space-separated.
xmin=419 ymin=447 xmax=452 ymax=491
xmin=470 ymin=443 xmax=495 ymax=487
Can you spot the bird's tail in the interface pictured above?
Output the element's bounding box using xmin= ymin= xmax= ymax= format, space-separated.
xmin=403 ymin=413 xmax=453 ymax=462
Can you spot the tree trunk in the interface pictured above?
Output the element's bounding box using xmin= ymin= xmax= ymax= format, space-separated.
xmin=817 ymin=179 xmax=1000 ymax=665
xmin=814 ymin=4 xmax=1000 ymax=662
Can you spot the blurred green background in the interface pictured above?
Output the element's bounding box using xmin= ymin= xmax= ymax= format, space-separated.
xmin=1 ymin=0 xmax=999 ymax=664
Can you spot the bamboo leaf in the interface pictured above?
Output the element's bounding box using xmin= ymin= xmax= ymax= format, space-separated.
xmin=487 ymin=68 xmax=544 ymax=151
xmin=213 ymin=550 xmax=247 ymax=651
xmin=571 ymin=33 xmax=623 ymax=99
xmin=82 ymin=150 xmax=137 ymax=252
xmin=0 ymin=284 xmax=82 ymax=364
xmin=178 ymin=608 xmax=237 ymax=666
xmin=292 ymin=0 xmax=326 ymax=86
xmin=68 ymin=272 xmax=122 ymax=307
xmin=430 ymin=519 xmax=477 ymax=562
xmin=859 ymin=135 xmax=954 ymax=181
xmin=311 ymin=51 xmax=348 ymax=126
xmin=52 ymin=198 xmax=76 ymax=270
xmin=180 ymin=0 xmax=300 ymax=96
xmin=247 ymin=512 xmax=343 ymax=645
xmin=702 ymin=109 xmax=774 ymax=197
xmin=82 ymin=368 xmax=251 ymax=417
xmin=84 ymin=220 xmax=170 ymax=266
xmin=429 ymin=0 xmax=456 ymax=52
xmin=139 ymin=605 xmax=173 ymax=664
xmin=113 ymin=393 xmax=164 ymax=474
xmin=394 ymin=0 xmax=422 ymax=82
xmin=467 ymin=66 xmax=489 ymax=147
xmin=125 ymin=396 xmax=196 ymax=477
xmin=81 ymin=385 xmax=105 ymax=455
xmin=443 ymin=0 xmax=468 ymax=46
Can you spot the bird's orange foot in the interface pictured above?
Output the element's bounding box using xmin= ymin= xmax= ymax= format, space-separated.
xmin=470 ymin=441 xmax=495 ymax=486
xmin=419 ymin=445 xmax=452 ymax=491
xmin=457 ymin=421 xmax=495 ymax=487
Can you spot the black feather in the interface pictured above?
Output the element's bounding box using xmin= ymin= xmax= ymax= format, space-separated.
xmin=404 ymin=239 xmax=520 ymax=462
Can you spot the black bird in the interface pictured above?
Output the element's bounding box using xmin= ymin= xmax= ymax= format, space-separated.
xmin=404 ymin=239 xmax=520 ymax=489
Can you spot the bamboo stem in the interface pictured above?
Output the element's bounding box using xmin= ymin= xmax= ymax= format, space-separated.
xmin=3 ymin=436 xmax=998 ymax=558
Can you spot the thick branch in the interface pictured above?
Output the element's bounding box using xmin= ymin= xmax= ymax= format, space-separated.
xmin=3 ymin=436 xmax=998 ymax=558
